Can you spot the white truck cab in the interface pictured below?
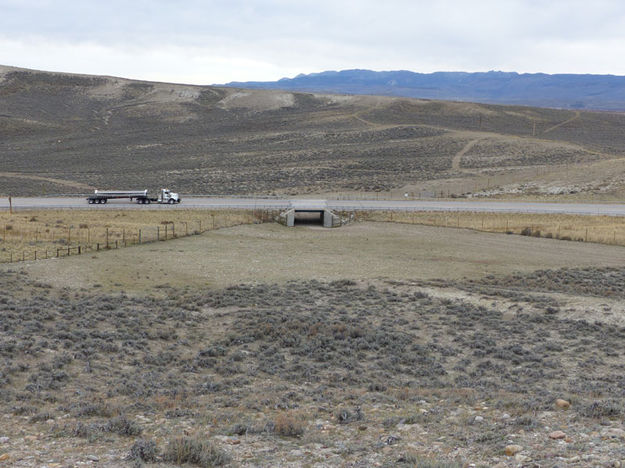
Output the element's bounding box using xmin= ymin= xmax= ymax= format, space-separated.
xmin=158 ymin=188 xmax=181 ymax=204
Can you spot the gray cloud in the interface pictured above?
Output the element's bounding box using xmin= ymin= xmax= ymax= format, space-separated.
xmin=1 ymin=0 xmax=624 ymax=83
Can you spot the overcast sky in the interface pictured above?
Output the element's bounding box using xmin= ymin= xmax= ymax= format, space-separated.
xmin=1 ymin=0 xmax=625 ymax=84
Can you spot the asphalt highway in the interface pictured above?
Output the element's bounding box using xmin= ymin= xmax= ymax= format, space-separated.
xmin=2 ymin=196 xmax=625 ymax=216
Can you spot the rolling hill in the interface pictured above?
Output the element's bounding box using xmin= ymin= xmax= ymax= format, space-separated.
xmin=1 ymin=65 xmax=625 ymax=199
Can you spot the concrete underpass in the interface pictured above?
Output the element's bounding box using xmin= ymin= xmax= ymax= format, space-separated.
xmin=279 ymin=200 xmax=342 ymax=228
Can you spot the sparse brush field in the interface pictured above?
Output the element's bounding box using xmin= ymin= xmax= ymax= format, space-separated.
xmin=0 ymin=209 xmax=276 ymax=263
xmin=1 ymin=222 xmax=625 ymax=466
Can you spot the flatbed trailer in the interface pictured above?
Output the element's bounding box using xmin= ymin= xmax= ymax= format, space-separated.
xmin=87 ymin=189 xmax=181 ymax=204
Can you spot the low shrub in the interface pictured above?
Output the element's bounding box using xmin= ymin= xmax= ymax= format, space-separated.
xmin=106 ymin=416 xmax=142 ymax=436
xmin=336 ymin=406 xmax=364 ymax=424
xmin=163 ymin=437 xmax=230 ymax=467
xmin=127 ymin=439 xmax=158 ymax=462
xmin=579 ymin=400 xmax=623 ymax=419
xmin=394 ymin=453 xmax=463 ymax=467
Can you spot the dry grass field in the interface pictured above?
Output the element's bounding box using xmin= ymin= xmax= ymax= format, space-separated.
xmin=356 ymin=210 xmax=625 ymax=246
xmin=16 ymin=221 xmax=625 ymax=293
xmin=0 ymin=209 xmax=275 ymax=263
xmin=1 ymin=222 xmax=625 ymax=466
xmin=3 ymin=208 xmax=625 ymax=266
xmin=2 ymin=66 xmax=625 ymax=200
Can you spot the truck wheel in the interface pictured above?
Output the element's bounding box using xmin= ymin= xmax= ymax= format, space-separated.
xmin=168 ymin=199 xmax=175 ymax=204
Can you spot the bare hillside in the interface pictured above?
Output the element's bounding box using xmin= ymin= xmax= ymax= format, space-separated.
xmin=1 ymin=66 xmax=625 ymax=198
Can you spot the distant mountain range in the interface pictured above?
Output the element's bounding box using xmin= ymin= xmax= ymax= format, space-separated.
xmin=224 ymin=69 xmax=625 ymax=111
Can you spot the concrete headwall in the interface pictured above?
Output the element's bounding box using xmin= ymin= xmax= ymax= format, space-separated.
xmin=323 ymin=210 xmax=341 ymax=228
xmin=277 ymin=208 xmax=296 ymax=227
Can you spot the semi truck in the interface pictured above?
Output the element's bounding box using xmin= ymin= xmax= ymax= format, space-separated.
xmin=87 ymin=188 xmax=181 ymax=204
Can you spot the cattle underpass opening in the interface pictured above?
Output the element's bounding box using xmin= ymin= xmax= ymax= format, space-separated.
xmin=294 ymin=210 xmax=324 ymax=226
xmin=278 ymin=200 xmax=342 ymax=228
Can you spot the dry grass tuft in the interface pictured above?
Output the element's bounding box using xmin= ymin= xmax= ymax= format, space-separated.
xmin=273 ymin=411 xmax=305 ymax=437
